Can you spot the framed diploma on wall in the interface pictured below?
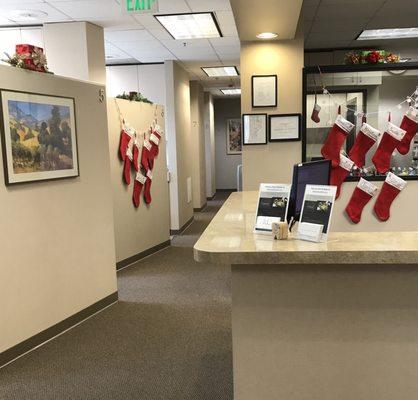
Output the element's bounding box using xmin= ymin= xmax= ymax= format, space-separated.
xmin=251 ymin=75 xmax=277 ymax=108
xmin=242 ymin=113 xmax=267 ymax=145
xmin=269 ymin=113 xmax=301 ymax=142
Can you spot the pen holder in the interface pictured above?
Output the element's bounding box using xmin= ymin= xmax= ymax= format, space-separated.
xmin=272 ymin=221 xmax=289 ymax=240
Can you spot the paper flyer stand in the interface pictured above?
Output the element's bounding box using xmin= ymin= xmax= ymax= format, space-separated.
xmin=297 ymin=184 xmax=337 ymax=242
xmin=254 ymin=183 xmax=291 ymax=234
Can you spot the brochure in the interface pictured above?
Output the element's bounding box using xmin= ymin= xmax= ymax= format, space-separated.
xmin=254 ymin=183 xmax=291 ymax=234
xmin=298 ymin=184 xmax=337 ymax=242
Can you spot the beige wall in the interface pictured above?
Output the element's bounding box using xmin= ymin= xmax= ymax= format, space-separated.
xmin=214 ymin=97 xmax=242 ymax=190
xmin=44 ymin=22 xmax=106 ymax=84
xmin=165 ymin=61 xmax=194 ymax=230
xmin=332 ymin=181 xmax=418 ymax=232
xmin=190 ymin=81 xmax=207 ymax=209
xmin=0 ymin=66 xmax=117 ymax=353
xmin=204 ymin=92 xmax=216 ymax=198
xmin=241 ymin=38 xmax=304 ymax=190
xmin=107 ymin=99 xmax=170 ymax=263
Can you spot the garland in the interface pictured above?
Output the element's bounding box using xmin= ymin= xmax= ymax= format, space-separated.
xmin=116 ymin=91 xmax=153 ymax=104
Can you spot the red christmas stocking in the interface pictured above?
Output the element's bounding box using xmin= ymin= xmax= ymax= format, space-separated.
xmin=141 ymin=138 xmax=152 ymax=172
xmin=119 ymin=122 xmax=134 ymax=161
xmin=372 ymin=122 xmax=406 ymax=174
xmin=311 ymin=94 xmax=321 ymax=123
xmin=144 ymin=170 xmax=153 ymax=204
xmin=123 ymin=138 xmax=134 ymax=185
xmin=396 ymin=108 xmax=418 ymax=155
xmin=348 ymin=123 xmax=381 ymax=168
xmin=345 ymin=178 xmax=378 ymax=224
xmin=374 ymin=172 xmax=407 ymax=221
xmin=321 ymin=114 xmax=355 ymax=167
xmin=132 ymin=171 xmax=147 ymax=208
xmin=148 ymin=129 xmax=162 ymax=170
xmin=133 ymin=136 xmax=142 ymax=172
xmin=330 ymin=154 xmax=354 ymax=199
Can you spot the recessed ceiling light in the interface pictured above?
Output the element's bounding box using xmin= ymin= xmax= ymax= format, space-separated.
xmin=357 ymin=28 xmax=418 ymax=40
xmin=257 ymin=32 xmax=278 ymax=40
xmin=9 ymin=9 xmax=48 ymax=22
xmin=221 ymin=88 xmax=241 ymax=95
xmin=155 ymin=12 xmax=222 ymax=40
xmin=202 ymin=66 xmax=239 ymax=77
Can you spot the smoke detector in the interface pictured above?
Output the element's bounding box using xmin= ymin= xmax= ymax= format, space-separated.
xmin=9 ymin=10 xmax=48 ymax=22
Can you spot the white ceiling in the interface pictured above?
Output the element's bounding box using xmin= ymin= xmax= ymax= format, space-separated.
xmin=302 ymin=0 xmax=418 ymax=50
xmin=0 ymin=0 xmax=241 ymax=91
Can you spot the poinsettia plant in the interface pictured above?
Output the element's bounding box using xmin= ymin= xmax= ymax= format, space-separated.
xmin=345 ymin=50 xmax=400 ymax=65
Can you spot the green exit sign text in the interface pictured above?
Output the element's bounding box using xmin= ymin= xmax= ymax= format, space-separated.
xmin=123 ymin=0 xmax=159 ymax=14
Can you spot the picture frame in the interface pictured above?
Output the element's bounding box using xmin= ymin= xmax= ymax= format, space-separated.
xmin=226 ymin=118 xmax=242 ymax=155
xmin=269 ymin=113 xmax=301 ymax=142
xmin=251 ymin=75 xmax=278 ymax=108
xmin=242 ymin=113 xmax=267 ymax=145
xmin=0 ymin=89 xmax=79 ymax=186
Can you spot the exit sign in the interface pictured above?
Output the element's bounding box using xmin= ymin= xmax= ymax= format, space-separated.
xmin=122 ymin=0 xmax=159 ymax=14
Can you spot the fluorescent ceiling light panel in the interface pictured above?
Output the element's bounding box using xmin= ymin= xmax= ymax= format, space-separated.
xmin=221 ymin=89 xmax=241 ymax=95
xmin=202 ymin=66 xmax=239 ymax=77
xmin=155 ymin=12 xmax=222 ymax=40
xmin=357 ymin=28 xmax=418 ymax=40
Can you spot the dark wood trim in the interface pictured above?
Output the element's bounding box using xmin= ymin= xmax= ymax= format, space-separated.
xmin=206 ymin=193 xmax=216 ymax=200
xmin=251 ymin=75 xmax=278 ymax=108
xmin=193 ymin=203 xmax=207 ymax=212
xmin=170 ymin=216 xmax=194 ymax=236
xmin=216 ymin=188 xmax=237 ymax=192
xmin=303 ymin=62 xmax=418 ymax=74
xmin=0 ymin=292 xmax=118 ymax=368
xmin=116 ymin=240 xmax=171 ymax=270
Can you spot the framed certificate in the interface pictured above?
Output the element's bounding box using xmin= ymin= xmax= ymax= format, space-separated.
xmin=269 ymin=113 xmax=301 ymax=142
xmin=242 ymin=113 xmax=267 ymax=145
xmin=251 ymin=75 xmax=277 ymax=108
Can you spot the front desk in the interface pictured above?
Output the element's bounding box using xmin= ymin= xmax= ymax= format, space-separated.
xmin=194 ymin=191 xmax=418 ymax=400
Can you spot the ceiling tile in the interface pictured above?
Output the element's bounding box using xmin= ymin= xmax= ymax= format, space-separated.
xmin=187 ymin=0 xmax=232 ymax=12
xmin=156 ymin=0 xmax=191 ymax=14
xmin=48 ymin=0 xmax=120 ymax=21
xmin=215 ymin=11 xmax=239 ymax=37
xmin=0 ymin=2 xmax=71 ymax=23
xmin=315 ymin=2 xmax=383 ymax=20
xmin=105 ymin=29 xmax=156 ymax=43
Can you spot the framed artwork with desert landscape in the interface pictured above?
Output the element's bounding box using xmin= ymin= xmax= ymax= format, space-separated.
xmin=0 ymin=90 xmax=79 ymax=185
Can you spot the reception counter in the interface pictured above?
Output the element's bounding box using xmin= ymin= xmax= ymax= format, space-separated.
xmin=194 ymin=191 xmax=418 ymax=400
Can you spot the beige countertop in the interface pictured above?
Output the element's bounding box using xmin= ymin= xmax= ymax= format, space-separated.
xmin=193 ymin=191 xmax=418 ymax=265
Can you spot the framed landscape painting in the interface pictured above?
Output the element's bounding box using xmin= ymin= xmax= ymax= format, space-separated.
xmin=226 ymin=118 xmax=242 ymax=155
xmin=0 ymin=90 xmax=79 ymax=185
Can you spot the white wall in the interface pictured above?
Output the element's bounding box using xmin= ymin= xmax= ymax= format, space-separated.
xmin=106 ymin=64 xmax=166 ymax=106
xmin=190 ymin=81 xmax=207 ymax=209
xmin=165 ymin=60 xmax=194 ymax=231
xmin=214 ymin=97 xmax=242 ymax=190
xmin=0 ymin=65 xmax=117 ymax=354
xmin=107 ymin=99 xmax=170 ymax=263
xmin=0 ymin=27 xmax=44 ymax=59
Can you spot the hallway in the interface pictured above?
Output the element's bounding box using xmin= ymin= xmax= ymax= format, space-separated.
xmin=0 ymin=193 xmax=233 ymax=400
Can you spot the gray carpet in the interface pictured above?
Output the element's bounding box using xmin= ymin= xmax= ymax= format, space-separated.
xmin=0 ymin=192 xmax=233 ymax=400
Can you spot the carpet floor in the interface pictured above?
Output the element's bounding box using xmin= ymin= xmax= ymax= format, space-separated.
xmin=0 ymin=193 xmax=233 ymax=400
